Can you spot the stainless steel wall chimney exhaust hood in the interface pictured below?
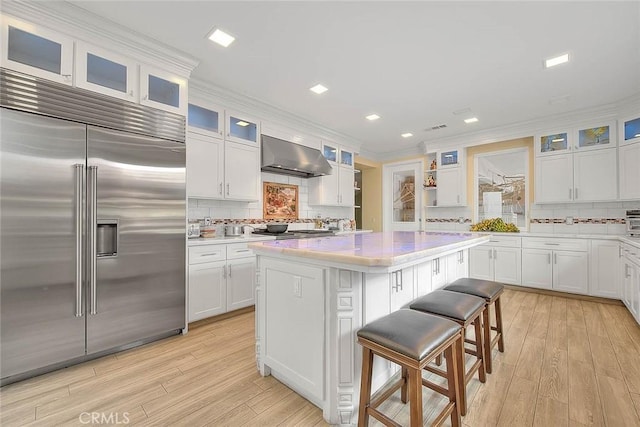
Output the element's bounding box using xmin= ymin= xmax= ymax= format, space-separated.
xmin=261 ymin=134 xmax=333 ymax=178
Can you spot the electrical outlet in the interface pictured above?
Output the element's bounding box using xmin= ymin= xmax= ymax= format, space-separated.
xmin=565 ymin=216 xmax=574 ymax=225
xmin=293 ymin=277 xmax=302 ymax=298
xmin=204 ymin=217 xmax=211 ymax=226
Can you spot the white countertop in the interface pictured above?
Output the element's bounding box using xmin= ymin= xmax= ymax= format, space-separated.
xmin=249 ymin=231 xmax=490 ymax=267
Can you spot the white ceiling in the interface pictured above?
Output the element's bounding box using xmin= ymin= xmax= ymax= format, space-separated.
xmin=67 ymin=1 xmax=640 ymax=157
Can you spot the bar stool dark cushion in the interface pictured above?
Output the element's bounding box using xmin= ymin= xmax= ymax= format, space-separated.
xmin=406 ymin=290 xmax=485 ymax=321
xmin=444 ymin=278 xmax=504 ymax=300
xmin=357 ymin=309 xmax=460 ymax=360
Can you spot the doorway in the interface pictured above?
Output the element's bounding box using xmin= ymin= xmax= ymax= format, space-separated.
xmin=382 ymin=160 xmax=423 ymax=231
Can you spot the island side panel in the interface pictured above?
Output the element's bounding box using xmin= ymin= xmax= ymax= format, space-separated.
xmin=325 ymin=268 xmax=364 ymax=425
xmin=257 ymin=256 xmax=326 ymax=407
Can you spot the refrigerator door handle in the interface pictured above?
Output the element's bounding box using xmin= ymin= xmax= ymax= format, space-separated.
xmin=74 ymin=164 xmax=84 ymax=317
xmin=88 ymin=165 xmax=98 ymax=315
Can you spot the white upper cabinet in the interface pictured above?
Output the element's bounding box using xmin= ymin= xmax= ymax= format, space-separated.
xmin=224 ymin=141 xmax=260 ymax=201
xmin=619 ymin=141 xmax=640 ymax=200
xmin=186 ymin=132 xmax=224 ymax=199
xmin=75 ymin=41 xmax=137 ymax=102
xmin=535 ymin=154 xmax=573 ymax=203
xmin=225 ymin=111 xmax=260 ymax=146
xmin=309 ymin=140 xmax=355 ymax=206
xmin=140 ymin=64 xmax=188 ymax=115
xmin=1 ymin=15 xmax=74 ymax=85
xmin=535 ymin=123 xmax=617 ymax=203
xmin=573 ymin=149 xmax=617 ymax=201
xmin=188 ymin=102 xmax=224 ymax=139
xmin=434 ymin=148 xmax=465 ymax=207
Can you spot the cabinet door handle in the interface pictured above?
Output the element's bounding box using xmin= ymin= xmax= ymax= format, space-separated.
xmin=219 ymin=182 xmax=223 ymax=195
xmin=554 ymin=253 xmax=557 ymax=264
xmin=493 ymin=249 xmax=497 ymax=259
xmin=226 ymin=183 xmax=230 ymax=195
xmin=569 ymin=188 xmax=572 ymax=199
xmin=457 ymin=195 xmax=460 ymax=204
xmin=228 ymin=265 xmax=232 ymax=278
xmin=223 ymin=265 xmax=227 ymax=279
xmin=575 ymin=188 xmax=578 ymax=199
xmin=548 ymin=253 xmax=551 ymax=264
xmin=489 ymin=249 xmax=493 ymax=259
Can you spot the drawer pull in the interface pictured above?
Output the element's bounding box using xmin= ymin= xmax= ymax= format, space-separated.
xmin=234 ymin=249 xmax=251 ymax=253
xmin=544 ymin=243 xmax=560 ymax=246
xmin=199 ymin=252 xmax=221 ymax=257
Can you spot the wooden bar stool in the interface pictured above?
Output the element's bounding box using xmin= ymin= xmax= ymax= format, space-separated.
xmin=443 ymin=278 xmax=505 ymax=374
xmin=357 ymin=309 xmax=463 ymax=427
xmin=406 ymin=290 xmax=486 ymax=416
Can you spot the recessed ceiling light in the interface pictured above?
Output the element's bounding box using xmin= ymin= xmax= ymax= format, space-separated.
xmin=464 ymin=117 xmax=479 ymax=124
xmin=401 ymin=133 xmax=413 ymax=138
xmin=366 ymin=114 xmax=380 ymax=121
xmin=236 ymin=121 xmax=250 ymax=127
xmin=310 ymin=84 xmax=328 ymax=94
xmin=208 ymin=28 xmax=235 ymax=47
xmin=545 ymin=53 xmax=569 ymax=68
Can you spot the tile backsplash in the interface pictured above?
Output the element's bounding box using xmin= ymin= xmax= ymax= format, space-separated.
xmin=424 ymin=201 xmax=640 ymax=235
xmin=188 ymin=172 xmax=353 ymax=224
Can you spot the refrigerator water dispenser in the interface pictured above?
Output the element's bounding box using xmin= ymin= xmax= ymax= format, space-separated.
xmin=97 ymin=220 xmax=118 ymax=257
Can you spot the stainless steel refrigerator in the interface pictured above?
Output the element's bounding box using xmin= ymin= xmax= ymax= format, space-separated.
xmin=1 ymin=69 xmax=186 ymax=384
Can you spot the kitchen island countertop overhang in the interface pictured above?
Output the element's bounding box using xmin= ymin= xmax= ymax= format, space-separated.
xmin=249 ymin=231 xmax=491 ymax=272
xmin=250 ymin=231 xmax=491 ymax=425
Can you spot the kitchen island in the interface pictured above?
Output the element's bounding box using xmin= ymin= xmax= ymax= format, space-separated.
xmin=249 ymin=231 xmax=490 ymax=425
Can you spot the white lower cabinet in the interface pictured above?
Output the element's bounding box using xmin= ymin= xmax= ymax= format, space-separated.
xmin=589 ymin=240 xmax=619 ymax=298
xmin=188 ymin=242 xmax=256 ymax=322
xmin=469 ymin=236 xmax=521 ymax=285
xmin=521 ymin=238 xmax=588 ymax=294
xmin=446 ymin=250 xmax=468 ymax=283
xmin=189 ymin=261 xmax=226 ymax=321
xmin=226 ymin=257 xmax=256 ymax=312
xmin=621 ymin=244 xmax=640 ymax=324
xmin=389 ymin=267 xmax=415 ymax=311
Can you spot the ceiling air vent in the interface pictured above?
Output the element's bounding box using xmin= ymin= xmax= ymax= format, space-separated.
xmin=424 ymin=123 xmax=448 ymax=132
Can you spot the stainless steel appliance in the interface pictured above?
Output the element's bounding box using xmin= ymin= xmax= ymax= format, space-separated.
xmin=1 ymin=69 xmax=186 ymax=384
xmin=251 ymin=229 xmax=335 ymax=240
xmin=261 ymin=134 xmax=332 ymax=178
xmin=627 ymin=210 xmax=640 ymax=236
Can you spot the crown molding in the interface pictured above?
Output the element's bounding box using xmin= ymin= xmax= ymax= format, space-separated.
xmin=420 ymin=100 xmax=627 ymax=153
xmin=0 ymin=1 xmax=199 ymax=77
xmin=189 ymin=78 xmax=363 ymax=153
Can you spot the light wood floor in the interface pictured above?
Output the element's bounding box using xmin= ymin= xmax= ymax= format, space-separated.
xmin=1 ymin=289 xmax=640 ymax=426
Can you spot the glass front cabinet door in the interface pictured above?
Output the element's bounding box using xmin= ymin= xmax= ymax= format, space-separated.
xmin=225 ymin=111 xmax=259 ymax=146
xmin=575 ymin=122 xmax=615 ymax=151
xmin=536 ymin=131 xmax=570 ymax=156
xmin=75 ymin=42 xmax=137 ymax=102
xmin=340 ymin=149 xmax=354 ymax=167
xmin=140 ymin=64 xmax=188 ymax=116
xmin=1 ymin=15 xmax=74 ymax=85
xmin=322 ymin=143 xmax=338 ymax=164
xmin=188 ymin=102 xmax=224 ymax=139
xmin=620 ymin=115 xmax=640 ymax=145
